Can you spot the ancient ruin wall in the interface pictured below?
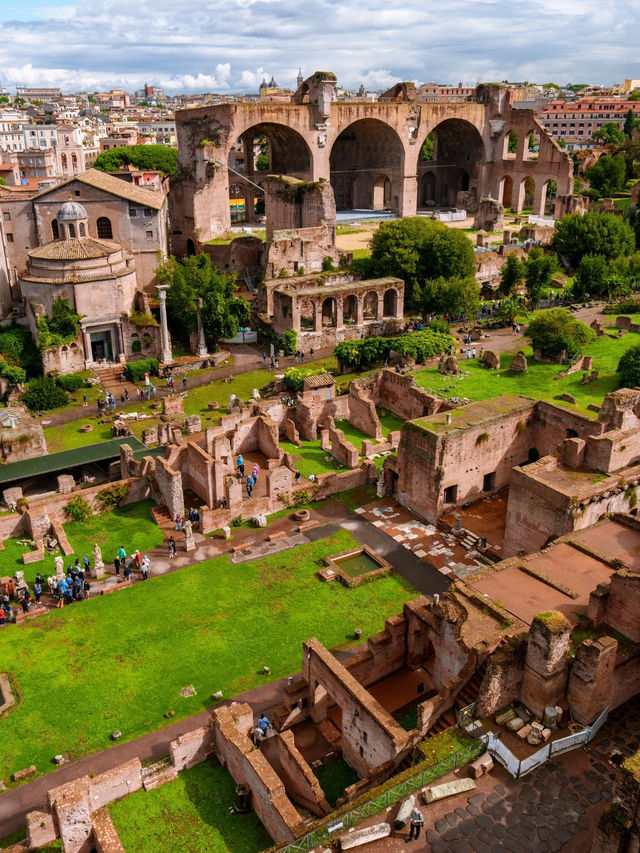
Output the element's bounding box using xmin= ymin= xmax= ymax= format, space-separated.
xmin=520 ymin=612 xmax=572 ymax=717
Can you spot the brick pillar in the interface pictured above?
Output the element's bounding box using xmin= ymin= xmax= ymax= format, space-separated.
xmin=356 ymin=296 xmax=364 ymax=325
xmin=335 ymin=298 xmax=343 ymax=329
xmin=532 ymin=181 xmax=546 ymax=216
xmin=514 ymin=179 xmax=526 ymax=214
xmin=520 ymin=611 xmax=571 ymax=717
xmin=567 ymin=637 xmax=617 ymax=725
xmin=314 ymin=300 xmax=322 ymax=332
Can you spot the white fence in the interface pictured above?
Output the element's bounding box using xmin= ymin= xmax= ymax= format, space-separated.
xmin=487 ymin=707 xmax=609 ymax=778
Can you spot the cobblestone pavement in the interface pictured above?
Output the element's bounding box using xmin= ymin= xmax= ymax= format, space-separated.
xmin=313 ymin=700 xmax=640 ymax=853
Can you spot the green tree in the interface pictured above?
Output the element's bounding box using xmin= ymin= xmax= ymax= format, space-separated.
xmin=585 ymin=154 xmax=627 ymax=196
xmin=0 ymin=177 xmax=6 ymax=186
xmin=157 ymin=253 xmax=249 ymax=351
xmin=93 ymin=144 xmax=178 ymax=178
xmin=554 ymin=212 xmax=636 ymax=265
xmin=527 ymin=308 xmax=595 ymax=358
xmin=617 ymin=344 xmax=640 ymax=388
xmin=524 ymin=248 xmax=556 ymax=308
xmin=629 ymin=91 xmax=640 ymax=102
xmin=421 ymin=132 xmax=434 ymax=161
xmin=624 ymin=109 xmax=640 ymax=138
xmin=625 ymin=204 xmax=640 ymax=248
xmin=370 ymin=217 xmax=474 ymax=308
xmin=574 ymin=254 xmax=610 ymax=298
xmin=36 ymin=297 xmax=81 ymax=349
xmin=593 ymin=123 xmax=625 ymax=146
xmin=507 ymin=130 xmax=518 ymax=154
xmin=423 ymin=276 xmax=480 ymax=318
xmin=498 ymin=253 xmax=524 ymax=297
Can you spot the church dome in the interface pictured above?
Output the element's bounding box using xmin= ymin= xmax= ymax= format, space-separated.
xmin=56 ymin=200 xmax=88 ymax=221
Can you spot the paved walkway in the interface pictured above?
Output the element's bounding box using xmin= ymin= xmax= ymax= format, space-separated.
xmin=39 ymin=343 xmax=337 ymax=428
xmin=312 ymin=699 xmax=640 ymax=853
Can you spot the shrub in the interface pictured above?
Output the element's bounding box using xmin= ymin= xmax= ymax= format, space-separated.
xmin=129 ymin=310 xmax=158 ymax=327
xmin=55 ymin=373 xmax=85 ymax=393
xmin=0 ymin=362 xmax=26 ymax=385
xmin=334 ymin=329 xmax=453 ymax=369
xmin=36 ymin=297 xmax=81 ymax=349
xmin=284 ymin=365 xmax=328 ymax=392
xmin=322 ymin=257 xmax=335 ymax=272
xmin=604 ymin=297 xmax=640 ymax=315
xmin=96 ymin=483 xmax=129 ymax=511
xmin=282 ymin=329 xmax=298 ymax=356
xmin=426 ymin=318 xmax=450 ymax=335
xmin=617 ymin=344 xmax=640 ymax=388
xmin=526 ymin=308 xmax=595 ymax=358
xmin=232 ymin=514 xmax=244 ymax=527
xmin=21 ymin=376 xmax=68 ymax=411
xmin=125 ymin=358 xmax=159 ymax=383
xmin=64 ymin=496 xmax=92 ymax=522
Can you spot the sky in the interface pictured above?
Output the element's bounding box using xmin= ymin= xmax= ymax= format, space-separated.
xmin=0 ymin=0 xmax=639 ymax=94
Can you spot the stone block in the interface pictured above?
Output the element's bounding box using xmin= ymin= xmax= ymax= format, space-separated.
xmin=57 ymin=474 xmax=76 ymax=494
xmin=26 ymin=809 xmax=57 ymax=849
xmin=541 ymin=728 xmax=551 ymax=742
xmin=162 ymin=395 xmax=184 ymax=416
xmin=482 ymin=350 xmax=500 ymax=370
xmin=184 ymin=415 xmax=202 ymax=434
xmin=510 ymin=351 xmax=527 ymax=373
xmin=422 ymin=778 xmax=475 ymax=804
xmin=516 ymin=723 xmax=532 ymax=739
xmin=13 ymin=765 xmax=37 ymax=782
xmin=495 ymin=707 xmax=516 ymax=726
xmin=506 ymin=716 xmax=524 ymax=731
xmin=3 ymin=485 xmax=23 ymax=511
xmin=339 ymin=823 xmax=391 ymax=849
xmin=142 ymin=426 xmax=158 ymax=446
xmin=469 ymin=753 xmax=493 ymax=779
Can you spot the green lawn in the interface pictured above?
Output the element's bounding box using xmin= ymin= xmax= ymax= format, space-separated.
xmin=0 ymin=529 xmax=417 ymax=783
xmin=279 ymin=437 xmax=346 ymax=480
xmin=335 ymin=419 xmax=370 ymax=451
xmin=109 ymin=760 xmax=271 ymax=853
xmin=377 ymin=410 xmax=405 ymax=437
xmin=5 ymin=501 xmax=164 ymax=586
xmin=412 ymin=332 xmax=637 ymax=417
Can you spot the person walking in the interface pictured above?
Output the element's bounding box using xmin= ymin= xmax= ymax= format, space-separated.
xmin=168 ymin=536 xmax=176 ymax=559
xmin=408 ymin=806 xmax=424 ymax=841
xmin=294 ymin=470 xmax=301 ymax=484
xmin=83 ymin=554 xmax=90 ymax=573
xmin=182 ymin=377 xmax=188 ymax=390
xmin=123 ymin=562 xmax=132 ymax=583
xmin=133 ymin=549 xmax=142 ymax=569
xmin=141 ymin=555 xmax=150 ymax=580
xmin=114 ymin=555 xmax=121 ymax=577
xmin=83 ymin=393 xmax=88 ymax=407
xmin=246 ymin=474 xmax=254 ymax=498
xmin=34 ymin=581 xmax=42 ymax=604
xmin=117 ymin=545 xmax=127 ymax=563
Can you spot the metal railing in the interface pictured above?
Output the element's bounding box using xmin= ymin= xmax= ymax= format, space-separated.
xmin=274 ymin=740 xmax=484 ymax=853
xmin=488 ymin=706 xmax=609 ymax=779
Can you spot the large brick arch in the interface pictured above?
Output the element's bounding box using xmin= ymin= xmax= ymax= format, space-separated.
xmin=170 ymin=83 xmax=573 ymax=252
xmin=329 ymin=118 xmax=406 ymax=212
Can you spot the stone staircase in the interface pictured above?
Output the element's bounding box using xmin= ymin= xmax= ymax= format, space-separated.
xmin=151 ymin=504 xmax=175 ymax=535
xmin=425 ymin=666 xmax=486 ymax=738
xmin=92 ymin=365 xmax=139 ymax=399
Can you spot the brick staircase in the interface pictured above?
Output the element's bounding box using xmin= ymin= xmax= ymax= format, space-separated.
xmin=425 ymin=666 xmax=486 ymax=738
xmin=152 ymin=504 xmax=175 ymax=535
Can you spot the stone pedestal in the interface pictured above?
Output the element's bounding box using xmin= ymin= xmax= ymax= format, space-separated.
xmin=184 ymin=521 xmax=196 ymax=552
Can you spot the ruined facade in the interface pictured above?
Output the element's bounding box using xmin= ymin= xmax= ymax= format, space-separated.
xmin=170 ymin=75 xmax=573 ymax=254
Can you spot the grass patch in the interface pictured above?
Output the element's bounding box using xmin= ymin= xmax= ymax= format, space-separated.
xmin=313 ymin=757 xmax=359 ymax=807
xmin=377 ymin=410 xmax=405 ymax=437
xmin=331 ymin=484 xmax=377 ymax=513
xmin=109 ymin=759 xmax=271 ymax=853
xmin=411 ymin=333 xmax=638 ymax=417
xmin=335 ymin=419 xmax=370 ymax=451
xmin=417 ymin=728 xmax=478 ymax=763
xmin=395 ymin=705 xmax=418 ymax=731
xmin=0 ymin=529 xmax=418 ymax=782
xmin=279 ymin=437 xmax=346 ymax=480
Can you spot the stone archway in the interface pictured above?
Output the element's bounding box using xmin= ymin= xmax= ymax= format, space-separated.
xmin=330 ymin=119 xmax=405 ymax=212
xmin=322 ymin=297 xmax=337 ymax=327
xmin=344 ymin=294 xmax=359 ymax=324
xmin=500 ymin=175 xmax=514 ymax=209
xmin=363 ymin=291 xmax=378 ymax=320
xmin=417 ymin=119 xmax=485 ymax=207
xmin=383 ymin=288 xmax=398 ymax=317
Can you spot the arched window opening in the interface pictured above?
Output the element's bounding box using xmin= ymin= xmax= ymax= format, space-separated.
xmin=97 ymin=217 xmax=113 ymax=239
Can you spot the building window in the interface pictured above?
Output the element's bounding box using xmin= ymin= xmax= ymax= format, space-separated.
xmin=68 ymin=223 xmax=76 ymax=238
xmin=483 ymin=472 xmax=496 ymax=492
xmin=52 ymin=218 xmax=59 ymax=239
xmin=97 ymin=217 xmax=113 ymax=239
xmin=79 ymin=223 xmax=86 ymax=236
xmin=143 ymin=207 xmax=152 ymax=216
xmin=146 ymin=229 xmax=153 ymax=238
xmin=6 ymin=233 xmax=13 ymax=242
xmin=3 ymin=212 xmax=10 ymax=221
xmin=129 ymin=207 xmax=137 ymax=217
xmin=74 ymin=190 xmax=80 ymax=197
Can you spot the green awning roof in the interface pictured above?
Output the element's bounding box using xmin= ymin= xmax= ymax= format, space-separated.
xmin=0 ymin=436 xmax=149 ymax=486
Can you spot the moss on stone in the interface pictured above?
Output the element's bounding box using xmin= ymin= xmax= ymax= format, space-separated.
xmin=534 ymin=610 xmax=571 ymax=635
xmin=622 ymin=749 xmax=640 ymax=780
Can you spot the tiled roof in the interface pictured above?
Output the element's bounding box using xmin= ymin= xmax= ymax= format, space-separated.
xmin=29 ymin=237 xmax=122 ymax=260
xmin=303 ymin=373 xmax=335 ymax=389
xmin=34 ymin=168 xmax=165 ymax=209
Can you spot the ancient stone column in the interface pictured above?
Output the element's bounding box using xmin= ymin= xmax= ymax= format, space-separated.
xmin=156 ymin=284 xmax=172 ymax=364
xmin=520 ymin=611 xmax=571 ymax=718
xmin=196 ymin=297 xmax=208 ymax=357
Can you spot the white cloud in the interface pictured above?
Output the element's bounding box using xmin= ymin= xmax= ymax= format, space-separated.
xmin=0 ymin=0 xmax=638 ymax=93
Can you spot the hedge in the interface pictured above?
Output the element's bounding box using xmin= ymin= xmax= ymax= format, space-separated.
xmin=125 ymin=358 xmax=159 ymax=383
xmin=335 ymin=329 xmax=453 ymax=368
